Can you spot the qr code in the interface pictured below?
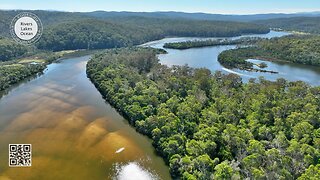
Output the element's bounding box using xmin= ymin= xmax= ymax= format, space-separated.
xmin=9 ymin=144 xmax=32 ymax=167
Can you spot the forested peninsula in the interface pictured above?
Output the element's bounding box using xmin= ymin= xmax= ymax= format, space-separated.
xmin=163 ymin=37 xmax=263 ymax=50
xmin=218 ymin=35 xmax=320 ymax=71
xmin=87 ymin=47 xmax=320 ymax=179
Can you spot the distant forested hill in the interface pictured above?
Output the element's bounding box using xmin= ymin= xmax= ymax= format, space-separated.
xmin=254 ymin=17 xmax=320 ymax=34
xmin=36 ymin=19 xmax=163 ymax=51
xmin=105 ymin=16 xmax=269 ymax=37
xmin=84 ymin=11 xmax=320 ymax=22
xmin=0 ymin=10 xmax=90 ymax=37
xmin=0 ymin=10 xmax=270 ymax=51
xmin=3 ymin=10 xmax=320 ymax=53
xmin=36 ymin=17 xmax=269 ymax=51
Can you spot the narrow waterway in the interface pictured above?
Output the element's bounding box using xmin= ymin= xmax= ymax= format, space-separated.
xmin=0 ymin=55 xmax=171 ymax=180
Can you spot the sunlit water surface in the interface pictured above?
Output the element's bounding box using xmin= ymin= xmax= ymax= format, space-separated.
xmin=142 ymin=31 xmax=320 ymax=86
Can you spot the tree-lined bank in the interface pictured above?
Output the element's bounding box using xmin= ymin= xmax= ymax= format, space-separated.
xmin=163 ymin=37 xmax=264 ymax=50
xmin=218 ymin=35 xmax=320 ymax=71
xmin=87 ymin=47 xmax=320 ymax=179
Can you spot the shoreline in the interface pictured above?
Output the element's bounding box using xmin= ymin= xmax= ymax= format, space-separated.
xmin=0 ymin=50 xmax=96 ymax=99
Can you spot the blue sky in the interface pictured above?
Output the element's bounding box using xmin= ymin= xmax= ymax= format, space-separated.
xmin=1 ymin=0 xmax=320 ymax=14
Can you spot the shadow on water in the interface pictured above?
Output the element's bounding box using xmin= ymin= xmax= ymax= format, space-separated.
xmin=0 ymin=72 xmax=44 ymax=100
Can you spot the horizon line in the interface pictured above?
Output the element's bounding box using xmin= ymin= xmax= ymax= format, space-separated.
xmin=1 ymin=9 xmax=320 ymax=16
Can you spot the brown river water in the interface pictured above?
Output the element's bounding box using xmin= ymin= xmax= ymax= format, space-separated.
xmin=0 ymin=55 xmax=171 ymax=180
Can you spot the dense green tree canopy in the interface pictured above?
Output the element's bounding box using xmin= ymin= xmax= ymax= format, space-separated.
xmin=106 ymin=16 xmax=269 ymax=38
xmin=36 ymin=17 xmax=269 ymax=51
xmin=0 ymin=63 xmax=45 ymax=91
xmin=87 ymin=47 xmax=320 ymax=179
xmin=163 ymin=37 xmax=264 ymax=50
xmin=0 ymin=38 xmax=32 ymax=61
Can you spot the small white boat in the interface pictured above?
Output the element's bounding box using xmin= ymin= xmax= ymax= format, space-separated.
xmin=115 ymin=147 xmax=125 ymax=153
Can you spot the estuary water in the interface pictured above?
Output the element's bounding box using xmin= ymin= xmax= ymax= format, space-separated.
xmin=142 ymin=31 xmax=320 ymax=86
xmin=0 ymin=56 xmax=170 ymax=180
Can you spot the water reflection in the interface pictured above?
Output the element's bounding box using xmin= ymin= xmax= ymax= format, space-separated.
xmin=114 ymin=162 xmax=159 ymax=180
xmin=0 ymin=56 xmax=170 ymax=180
xmin=239 ymin=59 xmax=320 ymax=85
xmin=143 ymin=31 xmax=320 ymax=86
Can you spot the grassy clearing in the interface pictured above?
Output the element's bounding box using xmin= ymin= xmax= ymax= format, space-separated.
xmin=55 ymin=50 xmax=78 ymax=56
xmin=18 ymin=59 xmax=46 ymax=64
